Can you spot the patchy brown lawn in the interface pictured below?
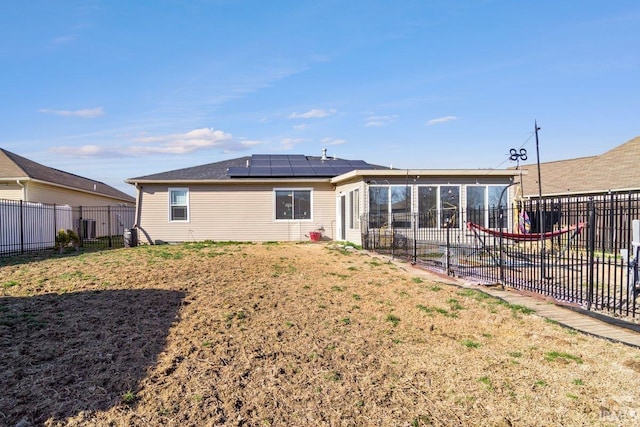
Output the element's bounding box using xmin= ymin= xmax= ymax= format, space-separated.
xmin=1 ymin=242 xmax=640 ymax=426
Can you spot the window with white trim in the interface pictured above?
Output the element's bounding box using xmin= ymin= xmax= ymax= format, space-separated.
xmin=466 ymin=185 xmax=508 ymax=228
xmin=169 ymin=188 xmax=189 ymax=222
xmin=275 ymin=189 xmax=311 ymax=220
xmin=368 ymin=185 xmax=412 ymax=228
xmin=349 ymin=188 xmax=360 ymax=229
xmin=417 ymin=185 xmax=460 ymax=228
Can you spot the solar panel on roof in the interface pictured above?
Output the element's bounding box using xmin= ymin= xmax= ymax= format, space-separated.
xmin=225 ymin=154 xmax=376 ymax=178
xmin=332 ymin=166 xmax=355 ymax=175
xmin=310 ymin=167 xmax=335 ymax=176
xmin=270 ymin=167 xmax=293 ymax=176
xmin=291 ymin=166 xmax=316 ymax=176
xmin=226 ymin=167 xmax=250 ymax=177
xmin=251 ymin=160 xmax=270 ymax=166
xmin=249 ymin=167 xmax=272 ymax=176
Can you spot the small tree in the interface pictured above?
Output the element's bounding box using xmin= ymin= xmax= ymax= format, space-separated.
xmin=55 ymin=229 xmax=70 ymax=253
xmin=55 ymin=229 xmax=80 ymax=253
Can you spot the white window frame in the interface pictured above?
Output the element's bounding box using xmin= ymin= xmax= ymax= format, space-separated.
xmin=168 ymin=187 xmax=190 ymax=222
xmin=349 ymin=188 xmax=360 ymax=229
xmin=465 ymin=184 xmax=509 ymax=228
xmin=273 ymin=188 xmax=313 ymax=221
xmin=417 ymin=185 xmax=460 ymax=229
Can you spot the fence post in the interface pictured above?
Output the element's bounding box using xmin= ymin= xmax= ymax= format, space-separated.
xmin=390 ymin=213 xmax=395 ymax=259
xmin=446 ymin=222 xmax=451 ymax=276
xmin=412 ymin=212 xmax=417 ymax=264
xmin=19 ymin=200 xmax=24 ymax=254
xmin=587 ymin=197 xmax=596 ymax=310
xmin=107 ymin=206 xmax=112 ymax=248
xmin=78 ymin=206 xmax=83 ymax=246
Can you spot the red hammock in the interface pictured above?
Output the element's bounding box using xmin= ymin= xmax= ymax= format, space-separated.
xmin=466 ymin=221 xmax=585 ymax=242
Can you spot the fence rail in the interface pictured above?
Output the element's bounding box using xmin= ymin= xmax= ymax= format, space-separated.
xmin=361 ymin=191 xmax=640 ymax=320
xmin=0 ymin=199 xmax=136 ymax=256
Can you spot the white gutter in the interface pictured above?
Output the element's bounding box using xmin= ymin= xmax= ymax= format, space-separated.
xmin=331 ymin=168 xmax=525 ymax=184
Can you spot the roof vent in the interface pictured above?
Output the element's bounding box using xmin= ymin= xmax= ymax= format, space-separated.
xmin=321 ymin=148 xmax=327 ymax=160
xmin=246 ymin=159 xmax=250 ymax=168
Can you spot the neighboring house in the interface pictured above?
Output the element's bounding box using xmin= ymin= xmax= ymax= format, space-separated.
xmin=517 ymin=136 xmax=640 ymax=198
xmin=126 ymin=150 xmax=520 ymax=245
xmin=0 ymin=147 xmax=135 ymax=206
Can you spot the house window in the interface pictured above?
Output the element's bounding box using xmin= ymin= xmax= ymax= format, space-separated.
xmin=368 ymin=185 xmax=412 ymax=228
xmin=275 ymin=189 xmax=311 ymax=220
xmin=349 ymin=189 xmax=360 ymax=229
xmin=466 ymin=185 xmax=508 ymax=228
xmin=417 ymin=185 xmax=460 ymax=228
xmin=466 ymin=186 xmax=486 ymax=226
xmin=169 ymin=188 xmax=189 ymax=222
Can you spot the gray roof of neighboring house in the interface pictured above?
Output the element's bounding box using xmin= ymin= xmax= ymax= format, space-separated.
xmin=0 ymin=148 xmax=135 ymax=202
xmin=127 ymin=154 xmax=389 ymax=182
xmin=518 ymin=136 xmax=640 ymax=197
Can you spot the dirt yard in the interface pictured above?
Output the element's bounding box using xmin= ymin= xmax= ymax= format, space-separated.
xmin=1 ymin=242 xmax=640 ymax=426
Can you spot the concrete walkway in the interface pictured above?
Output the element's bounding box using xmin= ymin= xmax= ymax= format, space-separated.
xmin=385 ymin=254 xmax=640 ymax=348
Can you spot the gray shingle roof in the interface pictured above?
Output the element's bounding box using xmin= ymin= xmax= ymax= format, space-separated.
xmin=127 ymin=154 xmax=388 ymax=181
xmin=0 ymin=148 xmax=135 ymax=202
xmin=518 ymin=136 xmax=640 ymax=196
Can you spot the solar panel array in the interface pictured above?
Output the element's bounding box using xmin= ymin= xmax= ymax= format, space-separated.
xmin=227 ymin=155 xmax=375 ymax=178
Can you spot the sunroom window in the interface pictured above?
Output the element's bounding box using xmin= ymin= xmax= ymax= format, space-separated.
xmin=466 ymin=185 xmax=508 ymax=228
xmin=417 ymin=185 xmax=460 ymax=228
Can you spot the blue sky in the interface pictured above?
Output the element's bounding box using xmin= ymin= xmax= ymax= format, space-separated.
xmin=1 ymin=0 xmax=638 ymax=196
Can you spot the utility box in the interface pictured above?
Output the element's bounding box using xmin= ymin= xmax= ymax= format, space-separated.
xmin=124 ymin=228 xmax=138 ymax=247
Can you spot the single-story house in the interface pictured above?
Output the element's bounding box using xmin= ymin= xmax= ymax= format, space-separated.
xmin=0 ymin=147 xmax=135 ymax=206
xmin=518 ymin=136 xmax=640 ymax=198
xmin=126 ymin=150 xmax=521 ymax=246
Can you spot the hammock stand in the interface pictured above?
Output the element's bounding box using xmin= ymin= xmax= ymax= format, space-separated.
xmin=465 ymin=221 xmax=586 ymax=274
xmin=466 ymin=221 xmax=585 ymax=243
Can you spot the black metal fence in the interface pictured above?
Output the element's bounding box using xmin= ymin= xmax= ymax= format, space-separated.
xmin=362 ymin=191 xmax=640 ymax=320
xmin=0 ymin=199 xmax=136 ymax=256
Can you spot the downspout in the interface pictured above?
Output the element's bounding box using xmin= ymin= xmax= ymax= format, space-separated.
xmin=16 ymin=179 xmax=26 ymax=200
xmin=134 ymin=183 xmax=143 ymax=228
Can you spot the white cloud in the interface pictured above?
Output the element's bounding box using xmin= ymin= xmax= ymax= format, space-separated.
xmin=50 ymin=144 xmax=124 ymax=158
xmin=38 ymin=107 xmax=104 ymax=118
xmin=50 ymin=34 xmax=77 ymax=45
xmin=426 ymin=115 xmax=457 ymax=125
xmin=280 ymin=138 xmax=306 ymax=150
xmin=365 ymin=114 xmax=397 ymax=127
xmin=129 ymin=127 xmax=236 ymax=154
xmin=293 ymin=124 xmax=307 ymax=130
xmin=288 ymin=109 xmax=336 ymax=119
xmin=50 ymin=127 xmax=262 ymax=158
xmin=322 ymin=137 xmax=347 ymax=145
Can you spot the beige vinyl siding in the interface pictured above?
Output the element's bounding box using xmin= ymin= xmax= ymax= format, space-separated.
xmin=0 ymin=183 xmax=24 ymax=200
xmin=25 ymin=182 xmax=133 ymax=206
xmin=137 ymin=182 xmax=336 ymax=244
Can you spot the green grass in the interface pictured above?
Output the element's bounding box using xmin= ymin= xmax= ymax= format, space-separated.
xmin=122 ymin=390 xmax=137 ymax=404
xmin=2 ymin=280 xmax=19 ymax=290
xmin=386 ymin=314 xmax=400 ymax=327
xmin=544 ymin=351 xmax=583 ymax=364
xmin=461 ymin=339 xmax=481 ymax=349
